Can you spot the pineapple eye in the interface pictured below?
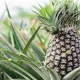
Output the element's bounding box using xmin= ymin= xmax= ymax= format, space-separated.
xmin=60 ymin=41 xmax=65 ymax=46
xmin=66 ymin=34 xmax=70 ymax=38
xmin=60 ymin=36 xmax=64 ymax=40
xmin=61 ymin=47 xmax=66 ymax=52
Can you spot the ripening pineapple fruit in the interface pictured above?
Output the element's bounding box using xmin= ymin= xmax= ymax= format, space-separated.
xmin=35 ymin=0 xmax=80 ymax=77
xmin=45 ymin=27 xmax=80 ymax=77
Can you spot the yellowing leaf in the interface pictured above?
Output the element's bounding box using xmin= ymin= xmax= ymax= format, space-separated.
xmin=36 ymin=41 xmax=47 ymax=50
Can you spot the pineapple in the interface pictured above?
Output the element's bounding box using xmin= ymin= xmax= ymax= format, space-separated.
xmin=35 ymin=0 xmax=80 ymax=77
xmin=45 ymin=27 xmax=80 ymax=77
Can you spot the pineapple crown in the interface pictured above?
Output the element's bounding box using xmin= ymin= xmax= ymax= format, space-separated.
xmin=34 ymin=0 xmax=80 ymax=34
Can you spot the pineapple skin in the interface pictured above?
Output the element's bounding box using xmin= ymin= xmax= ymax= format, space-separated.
xmin=45 ymin=27 xmax=80 ymax=77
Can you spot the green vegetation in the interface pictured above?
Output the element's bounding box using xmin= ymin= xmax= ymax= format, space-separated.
xmin=0 ymin=0 xmax=80 ymax=80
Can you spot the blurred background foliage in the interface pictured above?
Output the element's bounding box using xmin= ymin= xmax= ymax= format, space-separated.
xmin=0 ymin=0 xmax=51 ymax=80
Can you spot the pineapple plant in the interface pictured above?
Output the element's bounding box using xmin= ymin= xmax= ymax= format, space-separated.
xmin=1 ymin=0 xmax=80 ymax=80
xmin=35 ymin=0 xmax=80 ymax=78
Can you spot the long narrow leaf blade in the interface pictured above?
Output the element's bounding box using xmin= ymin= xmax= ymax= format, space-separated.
xmin=9 ymin=19 xmax=25 ymax=50
xmin=62 ymin=67 xmax=80 ymax=80
xmin=4 ymin=0 xmax=12 ymax=18
xmin=22 ymin=25 xmax=40 ymax=54
xmin=21 ymin=31 xmax=45 ymax=61
xmin=48 ymin=68 xmax=60 ymax=80
xmin=0 ymin=35 xmax=18 ymax=53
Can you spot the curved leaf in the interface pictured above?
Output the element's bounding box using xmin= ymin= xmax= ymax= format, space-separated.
xmin=62 ymin=67 xmax=80 ymax=80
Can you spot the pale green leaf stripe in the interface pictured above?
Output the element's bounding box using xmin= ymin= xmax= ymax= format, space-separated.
xmin=0 ymin=49 xmax=49 ymax=80
xmin=40 ymin=67 xmax=50 ymax=79
xmin=0 ymin=35 xmax=18 ymax=53
xmin=0 ymin=56 xmax=49 ymax=80
xmin=11 ymin=79 xmax=25 ymax=80
xmin=0 ymin=63 xmax=30 ymax=80
xmin=10 ymin=20 xmax=25 ymax=50
xmin=62 ymin=67 xmax=80 ymax=80
xmin=10 ymin=31 xmax=15 ymax=47
xmin=22 ymin=25 xmax=40 ymax=54
xmin=48 ymin=68 xmax=60 ymax=80
xmin=0 ymin=56 xmax=37 ymax=80
xmin=10 ymin=62 xmax=37 ymax=80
